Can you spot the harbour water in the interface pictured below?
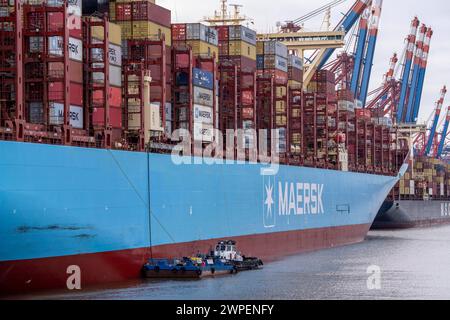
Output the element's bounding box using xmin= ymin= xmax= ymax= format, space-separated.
xmin=29 ymin=225 xmax=450 ymax=300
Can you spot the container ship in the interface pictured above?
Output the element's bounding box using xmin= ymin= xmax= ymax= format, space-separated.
xmin=372 ymin=22 xmax=450 ymax=229
xmin=0 ymin=0 xmax=410 ymax=295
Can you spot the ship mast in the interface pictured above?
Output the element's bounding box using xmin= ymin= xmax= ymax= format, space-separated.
xmin=204 ymin=0 xmax=253 ymax=26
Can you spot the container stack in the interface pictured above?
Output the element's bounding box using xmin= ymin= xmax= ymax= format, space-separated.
xmin=109 ymin=0 xmax=172 ymax=137
xmin=90 ymin=21 xmax=123 ymax=132
xmin=172 ymin=23 xmax=219 ymax=61
xmin=109 ymin=0 xmax=171 ymax=45
xmin=216 ymin=25 xmax=257 ymax=72
xmin=256 ymin=41 xmax=288 ymax=85
xmin=287 ymin=54 xmax=303 ymax=87
xmin=173 ymin=47 xmax=217 ymax=149
xmin=23 ymin=0 xmax=84 ymax=129
xmin=192 ymin=67 xmax=215 ymax=143
xmin=307 ymin=70 xmax=336 ymax=100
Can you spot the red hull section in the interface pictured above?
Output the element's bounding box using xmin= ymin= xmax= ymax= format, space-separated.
xmin=0 ymin=224 xmax=371 ymax=297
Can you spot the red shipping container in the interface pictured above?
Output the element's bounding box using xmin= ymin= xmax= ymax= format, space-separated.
xmin=48 ymin=82 xmax=64 ymax=101
xmin=93 ymin=87 xmax=122 ymax=107
xmin=69 ymin=60 xmax=83 ymax=84
xmin=355 ymin=109 xmax=372 ymax=119
xmin=176 ymin=53 xmax=190 ymax=68
xmin=216 ymin=26 xmax=229 ymax=41
xmin=47 ymin=12 xmax=82 ymax=38
xmin=131 ymin=1 xmax=171 ymax=28
xmin=218 ymin=41 xmax=229 ymax=56
xmin=70 ymin=82 xmax=83 ymax=106
xmin=110 ymin=87 xmax=122 ymax=107
xmin=197 ymin=61 xmax=215 ymax=73
xmin=172 ymin=24 xmax=187 ymax=41
xmin=241 ymin=90 xmax=254 ymax=105
xmin=259 ymin=69 xmax=288 ymax=85
xmin=241 ymin=107 xmax=254 ymax=120
xmin=93 ymin=106 xmax=122 ymax=129
xmin=115 ymin=3 xmax=132 ymax=21
xmin=110 ymin=107 xmax=122 ymax=128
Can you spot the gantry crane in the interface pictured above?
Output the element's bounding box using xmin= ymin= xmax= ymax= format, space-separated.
xmin=424 ymin=86 xmax=446 ymax=156
xmin=258 ymin=0 xmax=372 ymax=88
xmin=436 ymin=106 xmax=450 ymax=158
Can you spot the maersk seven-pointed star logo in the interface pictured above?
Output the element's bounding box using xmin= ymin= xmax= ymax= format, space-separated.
xmin=265 ymin=181 xmax=274 ymax=217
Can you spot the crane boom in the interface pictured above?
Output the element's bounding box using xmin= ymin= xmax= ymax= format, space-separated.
xmin=411 ymin=27 xmax=433 ymax=123
xmin=304 ymin=0 xmax=372 ymax=87
xmin=350 ymin=9 xmax=370 ymax=96
xmin=405 ymin=24 xmax=427 ymax=123
xmin=358 ymin=0 xmax=383 ymax=106
xmin=437 ymin=106 xmax=450 ymax=158
xmin=425 ymin=86 xmax=446 ymax=156
xmin=396 ymin=17 xmax=420 ymax=123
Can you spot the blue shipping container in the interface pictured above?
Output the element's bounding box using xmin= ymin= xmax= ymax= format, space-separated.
xmin=176 ymin=72 xmax=189 ymax=86
xmin=193 ymin=68 xmax=214 ymax=90
xmin=257 ymin=55 xmax=265 ymax=70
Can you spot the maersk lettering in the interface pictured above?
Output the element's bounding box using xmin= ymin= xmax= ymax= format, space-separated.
xmin=278 ymin=181 xmax=324 ymax=215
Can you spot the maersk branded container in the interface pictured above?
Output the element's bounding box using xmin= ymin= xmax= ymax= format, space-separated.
xmin=263 ymin=41 xmax=288 ymax=58
xmin=193 ymin=104 xmax=214 ymax=125
xmin=288 ymin=55 xmax=303 ymax=70
xmin=228 ymin=25 xmax=257 ymax=46
xmin=193 ymin=87 xmax=214 ymax=107
xmin=192 ymin=68 xmax=214 ymax=90
xmin=185 ymin=23 xmax=218 ymax=46
xmin=264 ymin=55 xmax=288 ymax=72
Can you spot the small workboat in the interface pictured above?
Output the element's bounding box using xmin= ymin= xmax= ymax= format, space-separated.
xmin=213 ymin=240 xmax=264 ymax=271
xmin=142 ymin=257 xmax=237 ymax=279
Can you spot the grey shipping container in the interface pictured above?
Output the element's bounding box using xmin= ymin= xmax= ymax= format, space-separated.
xmin=229 ymin=25 xmax=257 ymax=46
xmin=186 ymin=23 xmax=218 ymax=46
xmin=264 ymin=41 xmax=288 ymax=58
xmin=264 ymin=55 xmax=288 ymax=72
xmin=288 ymin=55 xmax=303 ymax=70
xmin=29 ymin=102 xmax=44 ymax=124
xmin=193 ymin=86 xmax=214 ymax=107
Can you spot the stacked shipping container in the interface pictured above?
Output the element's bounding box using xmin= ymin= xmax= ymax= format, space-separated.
xmin=109 ymin=0 xmax=171 ymax=44
xmin=90 ymin=20 xmax=123 ymax=131
xmin=109 ymin=0 xmax=172 ymax=139
xmin=216 ymin=25 xmax=257 ymax=72
xmin=23 ymin=0 xmax=83 ymax=130
xmin=172 ymin=23 xmax=218 ymax=60
xmin=400 ymin=157 xmax=450 ymax=200
xmin=0 ymin=0 xmax=403 ymax=176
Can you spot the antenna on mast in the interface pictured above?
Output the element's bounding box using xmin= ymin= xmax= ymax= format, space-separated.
xmin=204 ymin=0 xmax=253 ymax=26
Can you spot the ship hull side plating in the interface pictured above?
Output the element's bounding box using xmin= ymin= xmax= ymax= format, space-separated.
xmin=373 ymin=200 xmax=450 ymax=229
xmin=0 ymin=141 xmax=398 ymax=294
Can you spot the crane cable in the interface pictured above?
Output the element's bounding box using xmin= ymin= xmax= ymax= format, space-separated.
xmin=292 ymin=0 xmax=348 ymax=26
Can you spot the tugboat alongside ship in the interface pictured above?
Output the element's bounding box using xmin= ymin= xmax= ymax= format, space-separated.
xmin=142 ymin=241 xmax=263 ymax=279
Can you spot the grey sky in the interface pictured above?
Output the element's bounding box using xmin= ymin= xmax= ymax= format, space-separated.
xmin=159 ymin=0 xmax=450 ymax=124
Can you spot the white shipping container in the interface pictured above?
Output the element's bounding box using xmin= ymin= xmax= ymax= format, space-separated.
xmin=193 ymin=104 xmax=213 ymax=125
xmin=48 ymin=36 xmax=83 ymax=62
xmin=92 ymin=65 xmax=122 ymax=87
xmin=68 ymin=0 xmax=82 ymax=17
xmin=49 ymin=103 xmax=84 ymax=129
xmin=193 ymin=123 xmax=214 ymax=142
xmin=149 ymin=102 xmax=173 ymax=121
xmin=92 ymin=39 xmax=122 ymax=66
xmin=165 ymin=120 xmax=172 ymax=138
xmin=193 ymin=87 xmax=214 ymax=107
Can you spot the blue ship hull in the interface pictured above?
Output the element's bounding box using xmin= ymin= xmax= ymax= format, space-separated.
xmin=0 ymin=141 xmax=399 ymax=294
